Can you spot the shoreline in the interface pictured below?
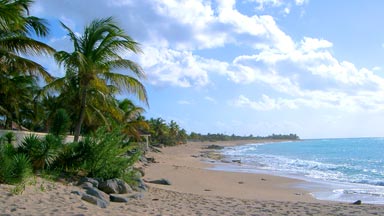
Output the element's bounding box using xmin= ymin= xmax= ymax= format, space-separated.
xmin=144 ymin=139 xmax=318 ymax=202
xmin=2 ymin=139 xmax=384 ymax=215
xmin=207 ymin=139 xmax=384 ymax=205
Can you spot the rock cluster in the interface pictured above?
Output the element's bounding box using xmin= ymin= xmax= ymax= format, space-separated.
xmin=72 ymin=177 xmax=147 ymax=208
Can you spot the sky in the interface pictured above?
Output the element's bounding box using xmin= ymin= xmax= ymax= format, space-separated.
xmin=29 ymin=0 xmax=384 ymax=139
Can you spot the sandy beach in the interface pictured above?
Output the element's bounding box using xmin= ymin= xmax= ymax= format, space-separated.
xmin=1 ymin=140 xmax=384 ymax=215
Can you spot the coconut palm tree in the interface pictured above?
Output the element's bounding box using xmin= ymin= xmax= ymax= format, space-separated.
xmin=118 ymin=99 xmax=149 ymax=140
xmin=0 ymin=0 xmax=55 ymax=128
xmin=0 ymin=0 xmax=54 ymax=82
xmin=0 ymin=71 xmax=39 ymax=129
xmin=54 ymin=17 xmax=147 ymax=141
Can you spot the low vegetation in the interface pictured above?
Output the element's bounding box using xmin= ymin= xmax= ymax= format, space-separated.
xmin=0 ymin=127 xmax=141 ymax=186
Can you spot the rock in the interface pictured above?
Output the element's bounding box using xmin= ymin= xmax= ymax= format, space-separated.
xmin=128 ymin=193 xmax=145 ymax=199
xmin=71 ymin=190 xmax=83 ymax=196
xmin=146 ymin=157 xmax=156 ymax=163
xmin=78 ymin=177 xmax=100 ymax=188
xmin=206 ymin=144 xmax=224 ymax=150
xmin=83 ymin=186 xmax=110 ymax=204
xmin=352 ymin=200 xmax=362 ymax=205
xmin=81 ymin=193 xmax=109 ymax=208
xmin=139 ymin=156 xmax=148 ymax=163
xmin=80 ymin=182 xmax=94 ymax=189
xmin=131 ymin=178 xmax=148 ymax=192
xmin=110 ymin=194 xmax=130 ymax=203
xmin=220 ymin=159 xmax=231 ymax=163
xmin=232 ymin=159 xmax=241 ymax=163
xmin=98 ymin=178 xmax=132 ymax=194
xmin=148 ymin=178 xmax=172 ymax=185
xmin=136 ymin=167 xmax=145 ymax=177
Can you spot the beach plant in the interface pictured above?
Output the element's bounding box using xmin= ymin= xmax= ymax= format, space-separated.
xmin=52 ymin=17 xmax=147 ymax=142
xmin=0 ymin=152 xmax=33 ymax=184
xmin=78 ymin=126 xmax=141 ymax=180
xmin=2 ymin=131 xmax=16 ymax=144
xmin=17 ymin=134 xmax=62 ymax=170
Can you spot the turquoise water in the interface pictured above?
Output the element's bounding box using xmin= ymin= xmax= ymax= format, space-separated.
xmin=215 ymin=138 xmax=384 ymax=204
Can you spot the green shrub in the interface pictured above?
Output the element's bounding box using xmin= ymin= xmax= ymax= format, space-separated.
xmin=79 ymin=126 xmax=141 ymax=180
xmin=53 ymin=141 xmax=85 ymax=172
xmin=0 ymin=153 xmax=32 ymax=184
xmin=2 ymin=132 xmax=16 ymax=144
xmin=17 ymin=134 xmax=62 ymax=170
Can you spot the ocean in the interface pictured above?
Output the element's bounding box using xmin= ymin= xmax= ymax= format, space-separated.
xmin=213 ymin=138 xmax=384 ymax=204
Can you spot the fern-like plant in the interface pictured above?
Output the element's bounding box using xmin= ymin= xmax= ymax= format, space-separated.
xmin=0 ymin=145 xmax=32 ymax=184
xmin=3 ymin=132 xmax=16 ymax=144
xmin=79 ymin=126 xmax=141 ymax=180
xmin=17 ymin=134 xmax=62 ymax=170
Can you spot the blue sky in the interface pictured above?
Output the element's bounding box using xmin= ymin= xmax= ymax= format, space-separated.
xmin=30 ymin=0 xmax=384 ymax=139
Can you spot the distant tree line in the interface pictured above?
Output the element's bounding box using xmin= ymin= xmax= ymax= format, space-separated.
xmin=188 ymin=132 xmax=299 ymax=142
xmin=145 ymin=118 xmax=299 ymax=146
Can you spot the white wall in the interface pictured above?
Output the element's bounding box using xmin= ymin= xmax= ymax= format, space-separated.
xmin=0 ymin=130 xmax=75 ymax=146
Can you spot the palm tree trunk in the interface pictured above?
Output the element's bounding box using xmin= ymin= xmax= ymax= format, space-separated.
xmin=74 ymin=88 xmax=87 ymax=142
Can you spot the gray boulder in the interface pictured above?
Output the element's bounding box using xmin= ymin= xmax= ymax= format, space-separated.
xmin=81 ymin=193 xmax=109 ymax=208
xmin=110 ymin=194 xmax=129 ymax=203
xmin=71 ymin=190 xmax=83 ymax=196
xmin=83 ymin=186 xmax=110 ymax=204
xmin=352 ymin=200 xmax=362 ymax=205
xmin=79 ymin=182 xmax=94 ymax=189
xmin=131 ymin=178 xmax=148 ymax=192
xmin=72 ymin=187 xmax=110 ymax=208
xmin=78 ymin=177 xmax=100 ymax=188
xmin=98 ymin=178 xmax=132 ymax=194
xmin=148 ymin=178 xmax=171 ymax=185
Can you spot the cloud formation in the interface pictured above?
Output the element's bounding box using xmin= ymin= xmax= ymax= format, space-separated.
xmin=32 ymin=0 xmax=384 ymax=113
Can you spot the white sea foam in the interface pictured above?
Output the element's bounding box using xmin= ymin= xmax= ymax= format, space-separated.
xmin=216 ymin=138 xmax=384 ymax=204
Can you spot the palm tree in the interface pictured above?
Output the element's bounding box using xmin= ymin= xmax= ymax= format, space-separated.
xmin=0 ymin=0 xmax=54 ymax=82
xmin=148 ymin=118 xmax=169 ymax=145
xmin=118 ymin=99 xmax=149 ymax=140
xmin=0 ymin=0 xmax=55 ymax=128
xmin=0 ymin=71 xmax=39 ymax=129
xmin=55 ymin=17 xmax=148 ymax=141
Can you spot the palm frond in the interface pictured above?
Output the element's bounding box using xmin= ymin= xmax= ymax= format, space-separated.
xmin=0 ymin=33 xmax=55 ymax=55
xmin=103 ymin=72 xmax=148 ymax=104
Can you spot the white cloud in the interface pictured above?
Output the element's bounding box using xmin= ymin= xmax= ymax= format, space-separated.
xmin=232 ymin=88 xmax=384 ymax=112
xmin=284 ymin=7 xmax=291 ymax=15
xmin=233 ymin=94 xmax=298 ymax=111
xmin=178 ymin=100 xmax=192 ymax=105
xmin=204 ymin=96 xmax=217 ymax=103
xmin=32 ymin=1 xmax=384 ymax=113
xmin=295 ymin=0 xmax=307 ymax=6
xmin=300 ymin=37 xmax=333 ymax=52
xmin=251 ymin=0 xmax=282 ymax=10
xmin=138 ymin=46 xmax=210 ymax=87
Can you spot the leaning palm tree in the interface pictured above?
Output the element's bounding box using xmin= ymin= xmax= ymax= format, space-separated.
xmin=55 ymin=17 xmax=148 ymax=142
xmin=0 ymin=0 xmax=55 ymax=82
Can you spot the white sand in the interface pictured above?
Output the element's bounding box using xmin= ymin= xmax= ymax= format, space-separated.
xmin=1 ymin=140 xmax=383 ymax=215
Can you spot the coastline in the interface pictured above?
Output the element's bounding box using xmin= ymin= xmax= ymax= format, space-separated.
xmin=1 ymin=140 xmax=384 ymax=215
xmin=144 ymin=139 xmax=316 ymax=202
